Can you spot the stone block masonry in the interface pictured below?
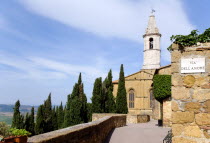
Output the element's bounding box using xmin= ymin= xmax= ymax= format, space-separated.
xmin=171 ymin=43 xmax=210 ymax=143
xmin=28 ymin=115 xmax=126 ymax=143
xmin=92 ymin=113 xmax=150 ymax=124
xmin=163 ymin=98 xmax=172 ymax=127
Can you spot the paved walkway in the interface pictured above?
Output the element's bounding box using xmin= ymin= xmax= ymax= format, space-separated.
xmin=105 ymin=120 xmax=171 ymax=143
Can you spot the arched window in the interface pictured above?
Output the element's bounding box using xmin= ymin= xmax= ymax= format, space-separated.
xmin=149 ymin=38 xmax=153 ymax=49
xmin=129 ymin=89 xmax=135 ymax=108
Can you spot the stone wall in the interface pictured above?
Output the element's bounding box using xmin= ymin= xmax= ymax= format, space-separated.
xmin=151 ymin=99 xmax=161 ymax=120
xmin=92 ymin=113 xmax=150 ymax=124
xmin=92 ymin=113 xmax=124 ymax=122
xmin=163 ymin=97 xmax=172 ymax=127
xmin=28 ymin=115 xmax=126 ymax=143
xmin=171 ymin=44 xmax=210 ymax=143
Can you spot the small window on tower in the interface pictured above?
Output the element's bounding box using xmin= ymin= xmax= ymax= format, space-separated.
xmin=149 ymin=38 xmax=153 ymax=49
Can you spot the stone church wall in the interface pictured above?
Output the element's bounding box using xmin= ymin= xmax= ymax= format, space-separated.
xmin=113 ymin=70 xmax=155 ymax=115
xmin=171 ymin=43 xmax=210 ymax=143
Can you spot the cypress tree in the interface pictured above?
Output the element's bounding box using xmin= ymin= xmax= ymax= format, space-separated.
xmin=116 ymin=64 xmax=128 ymax=114
xmin=71 ymin=83 xmax=79 ymax=99
xmin=43 ymin=93 xmax=53 ymax=132
xmin=29 ymin=107 xmax=35 ymax=135
xmin=19 ymin=114 xmax=25 ymax=129
xmin=105 ymin=70 xmax=116 ymax=113
xmin=92 ymin=77 xmax=103 ymax=113
xmin=24 ymin=113 xmax=30 ymax=131
xmin=106 ymin=88 xmax=116 ymax=113
xmin=87 ymin=103 xmax=92 ymax=122
xmin=69 ymin=96 xmax=82 ymax=125
xmin=78 ymin=72 xmax=82 ymax=85
xmin=64 ymin=83 xmax=80 ymax=127
xmin=64 ymin=73 xmax=87 ymax=126
xmin=70 ymin=74 xmax=87 ymax=125
xmin=57 ymin=102 xmax=64 ymax=129
xmin=101 ymin=78 xmax=108 ymax=112
xmin=107 ymin=70 xmax=113 ymax=91
xmin=56 ymin=106 xmax=59 ymax=127
xmin=35 ymin=105 xmax=44 ymax=135
xmin=52 ymin=106 xmax=58 ymax=130
xmin=78 ymin=74 xmax=88 ymax=123
xmin=63 ymin=94 xmax=71 ymax=128
xmin=63 ymin=105 xmax=67 ymax=128
xmin=12 ymin=100 xmax=23 ymax=129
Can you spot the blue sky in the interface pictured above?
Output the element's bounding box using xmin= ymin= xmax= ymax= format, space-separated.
xmin=0 ymin=0 xmax=209 ymax=105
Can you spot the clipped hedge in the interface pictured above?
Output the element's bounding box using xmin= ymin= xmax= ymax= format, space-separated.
xmin=153 ymin=75 xmax=171 ymax=102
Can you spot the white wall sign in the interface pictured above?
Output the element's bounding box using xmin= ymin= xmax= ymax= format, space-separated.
xmin=181 ymin=58 xmax=205 ymax=73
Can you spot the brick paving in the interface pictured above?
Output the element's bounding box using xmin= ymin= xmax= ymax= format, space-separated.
xmin=105 ymin=119 xmax=171 ymax=143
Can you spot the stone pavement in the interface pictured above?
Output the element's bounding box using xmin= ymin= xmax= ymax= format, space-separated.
xmin=105 ymin=119 xmax=171 ymax=143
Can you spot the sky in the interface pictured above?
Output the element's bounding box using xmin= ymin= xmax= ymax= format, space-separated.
xmin=0 ymin=0 xmax=209 ymax=106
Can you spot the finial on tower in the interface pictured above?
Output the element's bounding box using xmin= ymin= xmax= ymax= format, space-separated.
xmin=151 ymin=9 xmax=155 ymax=15
xmin=143 ymin=10 xmax=160 ymax=36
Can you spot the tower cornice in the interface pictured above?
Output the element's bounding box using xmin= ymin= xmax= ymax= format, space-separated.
xmin=143 ymin=33 xmax=161 ymax=38
xmin=143 ymin=49 xmax=161 ymax=52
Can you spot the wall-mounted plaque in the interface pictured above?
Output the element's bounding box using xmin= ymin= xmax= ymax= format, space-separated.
xmin=181 ymin=58 xmax=205 ymax=73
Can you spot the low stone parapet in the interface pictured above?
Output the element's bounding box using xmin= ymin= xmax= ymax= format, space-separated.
xmin=127 ymin=114 xmax=150 ymax=124
xmin=28 ymin=115 xmax=126 ymax=143
xmin=92 ymin=113 xmax=126 ymax=121
xmin=137 ymin=115 xmax=150 ymax=123
xmin=92 ymin=113 xmax=150 ymax=124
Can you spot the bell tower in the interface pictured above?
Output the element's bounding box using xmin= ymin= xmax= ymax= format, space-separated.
xmin=142 ymin=12 xmax=161 ymax=69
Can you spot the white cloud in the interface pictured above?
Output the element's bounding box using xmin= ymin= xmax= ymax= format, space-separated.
xmin=0 ymin=53 xmax=120 ymax=103
xmin=29 ymin=57 xmax=110 ymax=82
xmin=0 ymin=52 xmax=118 ymax=83
xmin=19 ymin=0 xmax=195 ymax=62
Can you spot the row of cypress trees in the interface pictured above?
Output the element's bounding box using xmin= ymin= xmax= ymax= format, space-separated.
xmin=91 ymin=64 xmax=128 ymax=114
xmin=11 ymin=95 xmax=64 ymax=135
xmin=12 ymin=64 xmax=128 ymax=135
xmin=12 ymin=100 xmax=35 ymax=135
xmin=35 ymin=73 xmax=89 ymax=134
xmin=12 ymin=73 xmax=89 ymax=135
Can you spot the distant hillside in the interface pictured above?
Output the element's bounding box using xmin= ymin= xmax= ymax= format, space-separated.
xmin=0 ymin=104 xmax=38 ymax=125
xmin=0 ymin=114 xmax=12 ymax=125
xmin=0 ymin=104 xmax=38 ymax=113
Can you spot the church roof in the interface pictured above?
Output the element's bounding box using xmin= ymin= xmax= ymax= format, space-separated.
xmin=112 ymin=64 xmax=171 ymax=84
xmin=112 ymin=69 xmax=155 ymax=84
xmin=157 ymin=64 xmax=171 ymax=69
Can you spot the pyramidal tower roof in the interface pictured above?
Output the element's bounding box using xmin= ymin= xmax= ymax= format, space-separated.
xmin=144 ymin=14 xmax=161 ymax=37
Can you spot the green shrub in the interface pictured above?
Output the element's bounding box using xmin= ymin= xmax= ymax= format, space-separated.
xmin=168 ymin=28 xmax=210 ymax=51
xmin=153 ymin=75 xmax=171 ymax=102
xmin=9 ymin=128 xmax=31 ymax=137
xmin=0 ymin=122 xmax=11 ymax=137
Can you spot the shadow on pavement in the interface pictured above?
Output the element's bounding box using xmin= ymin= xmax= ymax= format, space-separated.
xmin=104 ymin=128 xmax=115 ymax=143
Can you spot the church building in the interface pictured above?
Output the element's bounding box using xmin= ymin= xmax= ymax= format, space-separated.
xmin=112 ymin=13 xmax=171 ymax=122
